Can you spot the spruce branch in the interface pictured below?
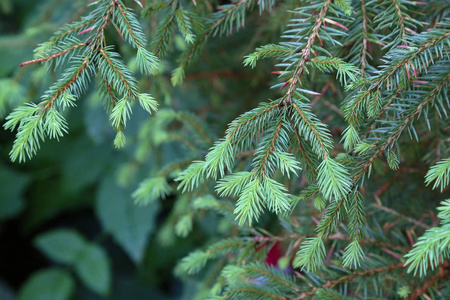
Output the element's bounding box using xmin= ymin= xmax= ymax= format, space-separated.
xmin=216 ymin=172 xmax=254 ymax=198
xmin=344 ymin=30 xmax=450 ymax=125
xmin=176 ymin=238 xmax=248 ymax=276
xmin=51 ymin=18 xmax=97 ymax=44
xmin=174 ymin=7 xmax=195 ymax=44
xmin=98 ymin=48 xmax=138 ymax=98
xmin=252 ymin=119 xmax=286 ymax=177
xmin=172 ymin=0 xmax=276 ymax=84
xmin=293 ymin=236 xmax=326 ymax=272
xmin=226 ymin=102 xmax=280 ymax=147
xmin=263 ymin=176 xmax=292 ymax=215
xmin=404 ymin=199 xmax=450 ymax=277
xmin=425 ymin=158 xmax=450 ymax=192
xmin=392 ymin=0 xmax=410 ymax=42
xmin=133 ymin=176 xmax=172 ymax=204
xmin=374 ymin=0 xmax=421 ymax=47
xmin=152 ymin=10 xmax=176 ymax=57
xmin=404 ymin=223 xmax=450 ymax=276
xmin=317 ymin=69 xmax=449 ymax=254
xmin=405 ymin=261 xmax=450 ymax=300
xmin=353 ymin=73 xmax=450 ymax=185
xmin=223 ymin=284 xmax=287 ymax=300
xmin=293 ymin=128 xmax=317 ymax=182
xmin=284 ymin=0 xmax=332 ymax=105
xmin=176 ymin=160 xmax=207 ymax=192
xmin=290 ymin=100 xmax=332 ymax=160
xmin=101 ymin=78 xmax=119 ymax=108
xmin=243 ymin=263 xmax=299 ymax=292
xmin=293 ymin=263 xmax=405 ymax=299
xmin=358 ymin=88 xmax=403 ymax=141
xmin=346 ymin=191 xmax=366 ymax=241
xmin=244 ymin=44 xmax=295 ymax=68
xmin=44 ymin=58 xmax=92 ymax=109
xmin=342 ymin=240 xmax=365 ymax=268
xmin=317 ymin=157 xmax=351 ymax=201
xmin=19 ymin=42 xmax=86 ymax=67
xmin=6 ymin=0 xmax=159 ymax=160
xmin=114 ymin=1 xmax=147 ymax=48
xmin=359 ymin=0 xmax=370 ymax=74
xmin=234 ymin=178 xmax=264 ymax=225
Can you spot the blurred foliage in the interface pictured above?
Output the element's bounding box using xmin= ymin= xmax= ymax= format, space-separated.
xmin=1 ymin=0 xmax=449 ymax=300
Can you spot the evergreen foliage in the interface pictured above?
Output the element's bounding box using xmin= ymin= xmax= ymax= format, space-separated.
xmin=1 ymin=0 xmax=450 ymax=299
xmin=4 ymin=0 xmax=159 ymax=162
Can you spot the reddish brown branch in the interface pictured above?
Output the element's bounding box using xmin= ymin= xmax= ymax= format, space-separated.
xmin=291 ymin=102 xmax=328 ymax=159
xmin=116 ymin=2 xmax=144 ymax=47
xmin=285 ymin=0 xmax=332 ymax=103
xmin=372 ymin=203 xmax=431 ymax=229
xmin=99 ymin=48 xmax=136 ymax=97
xmin=257 ymin=120 xmax=283 ymax=176
xmin=227 ymin=104 xmax=279 ymax=141
xmin=42 ymin=59 xmax=89 ymax=110
xmin=354 ymin=74 xmax=450 ymax=182
xmin=360 ymin=0 xmax=368 ymax=74
xmin=349 ymin=32 xmax=450 ymax=122
xmin=406 ymin=261 xmax=450 ymax=300
xmin=103 ymin=79 xmax=117 ymax=107
xmin=293 ymin=128 xmax=318 ymax=181
xmin=20 ymin=43 xmax=85 ymax=67
xmin=294 ymin=263 xmax=405 ymax=299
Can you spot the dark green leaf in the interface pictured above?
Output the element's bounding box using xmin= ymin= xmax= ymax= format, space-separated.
xmin=96 ymin=177 xmax=160 ymax=263
xmin=34 ymin=229 xmax=86 ymax=264
xmin=18 ymin=268 xmax=74 ymax=300
xmin=74 ymin=244 xmax=111 ymax=296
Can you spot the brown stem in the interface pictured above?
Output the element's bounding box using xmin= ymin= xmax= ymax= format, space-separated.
xmin=256 ymin=120 xmax=283 ymax=176
xmin=43 ymin=59 xmax=89 ymax=110
xmin=116 ymin=2 xmax=144 ymax=48
xmin=348 ymin=32 xmax=450 ymax=122
xmin=294 ymin=263 xmax=405 ymax=299
xmin=360 ymin=0 xmax=368 ymax=75
xmin=99 ymin=48 xmax=136 ymax=97
xmin=20 ymin=43 xmax=85 ymax=67
xmin=291 ymin=102 xmax=329 ymax=159
xmin=406 ymin=261 xmax=450 ymax=300
xmin=285 ymin=0 xmax=332 ymax=103
xmin=354 ymin=74 xmax=450 ymax=183
xmin=372 ymin=203 xmax=431 ymax=229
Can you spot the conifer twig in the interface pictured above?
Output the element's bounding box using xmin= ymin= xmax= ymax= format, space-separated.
xmin=354 ymin=73 xmax=450 ymax=182
xmin=284 ymin=0 xmax=331 ymax=104
xmin=294 ymin=263 xmax=405 ymax=299
xmin=406 ymin=261 xmax=450 ymax=300
xmin=19 ymin=43 xmax=86 ymax=67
